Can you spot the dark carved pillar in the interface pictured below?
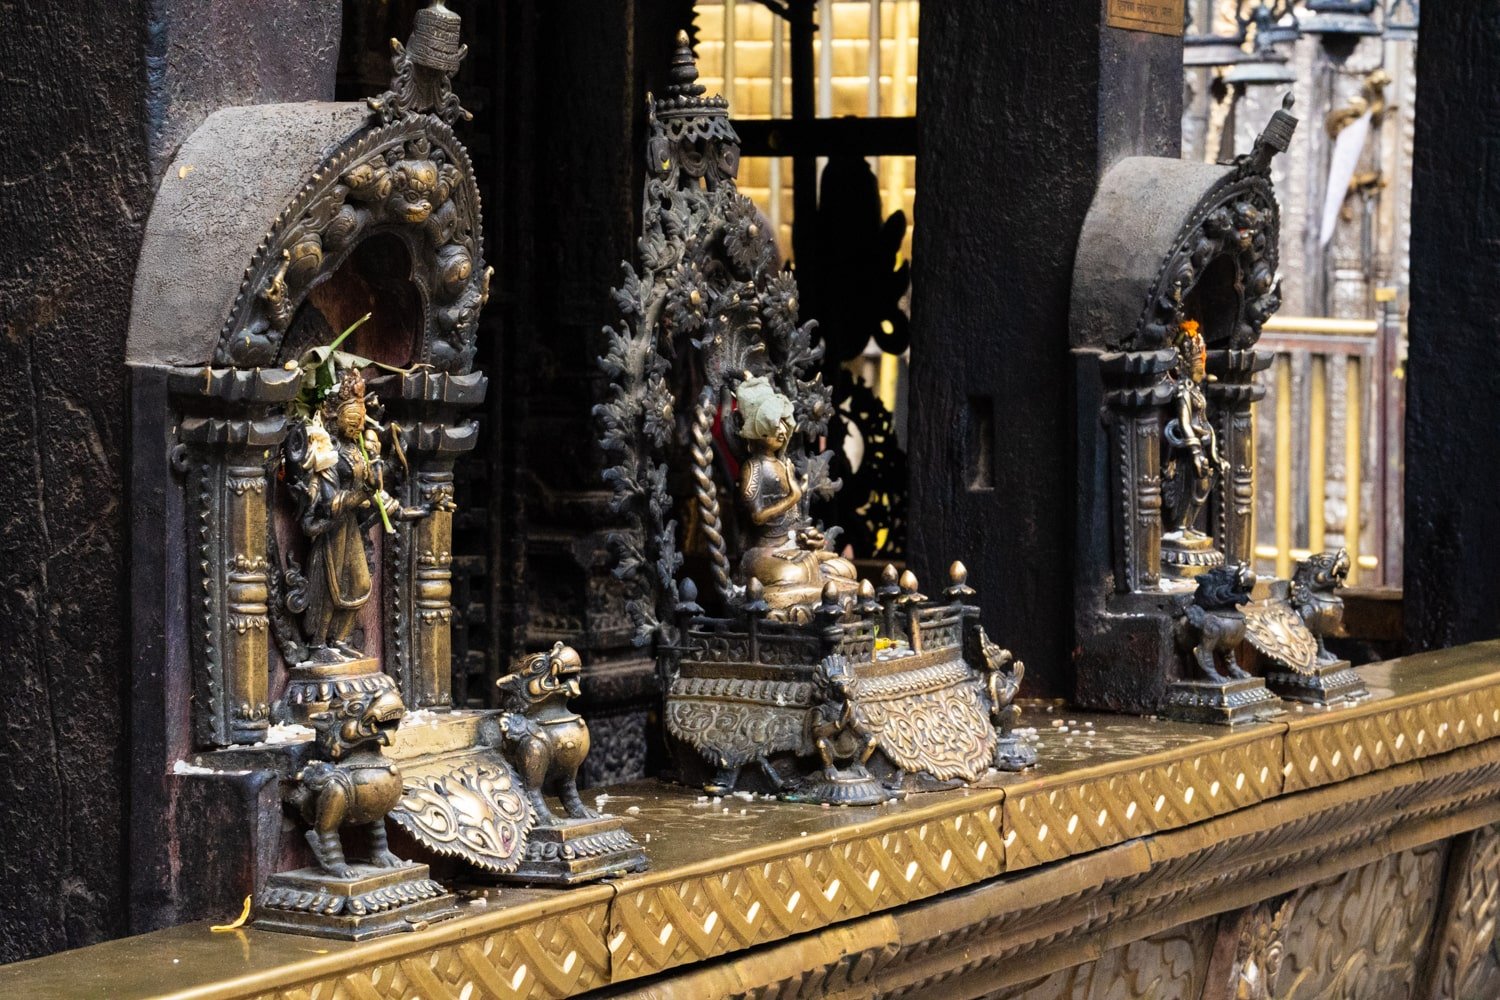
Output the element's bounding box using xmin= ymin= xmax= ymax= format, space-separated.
xmin=1101 ymin=350 xmax=1177 ymax=592
xmin=171 ymin=367 xmax=300 ymax=746
xmin=1206 ymin=349 xmax=1272 ymax=568
xmin=1404 ymin=0 xmax=1500 ymax=651
xmin=378 ymin=369 xmax=488 ymax=711
xmin=908 ymin=1 xmax=1182 ymax=696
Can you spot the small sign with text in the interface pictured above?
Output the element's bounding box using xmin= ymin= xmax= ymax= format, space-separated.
xmin=1106 ymin=0 xmax=1186 ymax=36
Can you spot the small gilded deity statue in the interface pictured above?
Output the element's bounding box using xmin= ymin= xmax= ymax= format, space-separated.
xmin=285 ymin=368 xmax=442 ymax=663
xmin=1161 ymin=320 xmax=1226 ymax=577
xmin=735 ymin=375 xmax=860 ymax=611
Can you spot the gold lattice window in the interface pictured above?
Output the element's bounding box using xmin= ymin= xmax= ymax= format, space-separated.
xmin=691 ymin=0 xmax=918 ymax=415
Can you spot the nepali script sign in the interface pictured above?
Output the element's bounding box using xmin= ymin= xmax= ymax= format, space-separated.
xmin=1106 ymin=0 xmax=1185 ymax=36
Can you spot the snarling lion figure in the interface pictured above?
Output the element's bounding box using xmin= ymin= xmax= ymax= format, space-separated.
xmin=497 ymin=642 xmax=598 ymax=825
xmin=1291 ymin=548 xmax=1350 ymax=664
xmin=286 ymin=686 xmax=408 ymax=878
xmin=1181 ymin=563 xmax=1257 ymax=684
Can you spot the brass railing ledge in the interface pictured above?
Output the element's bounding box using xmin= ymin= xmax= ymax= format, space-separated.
xmin=598 ymin=780 xmax=1007 ymax=983
xmin=997 ymin=715 xmax=1288 ymax=871
xmin=8 ymin=643 xmax=1500 ymax=999
xmin=0 ymin=884 xmax=614 ymax=1000
xmin=1281 ymin=639 xmax=1500 ymax=791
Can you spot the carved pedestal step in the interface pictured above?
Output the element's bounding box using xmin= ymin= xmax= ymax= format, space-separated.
xmin=995 ymin=736 xmax=1039 ymax=772
xmin=785 ymin=768 xmax=898 ymax=807
xmin=275 ymin=657 xmax=399 ymax=726
xmin=252 ymin=863 xmax=457 ymax=941
xmin=1160 ymin=531 xmax=1226 ymax=578
xmin=491 ymin=818 xmax=648 ymax=886
xmin=1266 ymin=659 xmax=1370 ymax=706
xmin=1162 ymin=678 xmax=1284 ymax=726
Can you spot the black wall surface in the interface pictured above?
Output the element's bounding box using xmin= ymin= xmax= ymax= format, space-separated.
xmin=0 ymin=0 xmax=150 ymax=963
xmin=906 ymin=0 xmax=1180 ymax=699
xmin=1403 ymin=0 xmax=1500 ymax=653
xmin=0 ymin=0 xmax=337 ymax=962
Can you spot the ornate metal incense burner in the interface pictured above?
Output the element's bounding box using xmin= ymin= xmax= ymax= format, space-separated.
xmin=596 ymin=31 xmax=1031 ymax=799
xmin=1071 ymin=95 xmax=1368 ymax=719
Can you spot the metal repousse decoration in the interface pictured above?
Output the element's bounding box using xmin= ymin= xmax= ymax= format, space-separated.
xmin=1254 ymin=549 xmax=1370 ymax=705
xmin=254 ymin=686 xmax=458 ymax=940
xmin=596 ymin=32 xmax=1031 ymax=800
xmin=1160 ymin=320 xmax=1227 ymax=577
xmin=1165 ymin=564 xmax=1284 ymax=725
xmin=385 ymin=643 xmax=647 ymax=884
xmin=147 ymin=0 xmax=652 ymax=935
xmin=979 ymin=624 xmax=1037 ymax=771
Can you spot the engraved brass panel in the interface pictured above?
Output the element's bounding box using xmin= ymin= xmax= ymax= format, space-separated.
xmin=1284 ymin=667 xmax=1500 ymax=792
xmin=261 ymin=891 xmax=611 ymax=1000
xmin=1003 ymin=727 xmax=1284 ymax=870
xmin=607 ymin=792 xmax=1006 ymax=982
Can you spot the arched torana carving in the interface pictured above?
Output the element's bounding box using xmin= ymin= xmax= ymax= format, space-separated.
xmin=1071 ymin=97 xmax=1298 ymax=596
xmin=127 ymin=3 xmax=489 ymax=748
xmin=215 ymin=114 xmax=488 ymax=372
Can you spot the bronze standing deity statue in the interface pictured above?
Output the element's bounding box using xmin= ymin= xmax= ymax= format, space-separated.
xmin=1161 ymin=321 xmax=1226 ymax=578
xmin=273 ymin=366 xmax=450 ymax=722
xmin=735 ymin=376 xmax=860 ymax=613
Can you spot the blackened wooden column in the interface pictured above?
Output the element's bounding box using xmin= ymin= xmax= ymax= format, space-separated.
xmin=907 ymin=1 xmax=1182 ymax=696
xmin=1403 ymin=1 xmax=1500 ymax=651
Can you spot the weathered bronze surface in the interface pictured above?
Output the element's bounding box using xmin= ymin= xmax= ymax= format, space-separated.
xmin=1165 ymin=564 xmax=1285 ymax=724
xmin=1071 ymin=98 xmax=1344 ymax=723
xmin=594 ymin=31 xmax=1028 ymax=800
xmin=1259 ymin=549 xmax=1373 ymax=706
xmin=253 ymin=685 xmax=460 ymax=939
xmin=491 ymin=644 xmax=648 ymax=883
xmin=272 ymin=366 xmax=443 ymax=725
xmin=10 ymin=645 xmax=1500 ymax=998
xmin=1160 ymin=321 xmax=1226 ymax=577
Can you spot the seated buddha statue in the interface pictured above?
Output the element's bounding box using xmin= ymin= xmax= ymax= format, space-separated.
xmin=734 ymin=376 xmax=860 ymax=612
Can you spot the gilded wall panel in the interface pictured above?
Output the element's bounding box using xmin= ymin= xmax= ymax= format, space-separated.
xmin=1421 ymin=823 xmax=1500 ymax=1000
xmin=1275 ymin=843 xmax=1445 ymax=998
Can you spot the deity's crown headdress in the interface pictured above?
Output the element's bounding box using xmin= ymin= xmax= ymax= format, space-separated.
xmin=323 ymin=367 xmax=368 ymax=423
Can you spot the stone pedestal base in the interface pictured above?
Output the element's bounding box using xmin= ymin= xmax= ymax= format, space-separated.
xmin=275 ymin=656 xmax=398 ymax=725
xmin=493 ymin=817 xmax=648 ymax=886
xmin=252 ymin=863 xmax=457 ymax=940
xmin=1162 ymin=678 xmax=1284 ymax=726
xmin=1267 ymin=659 xmax=1370 ymax=707
xmin=994 ymin=737 xmax=1039 ymax=772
